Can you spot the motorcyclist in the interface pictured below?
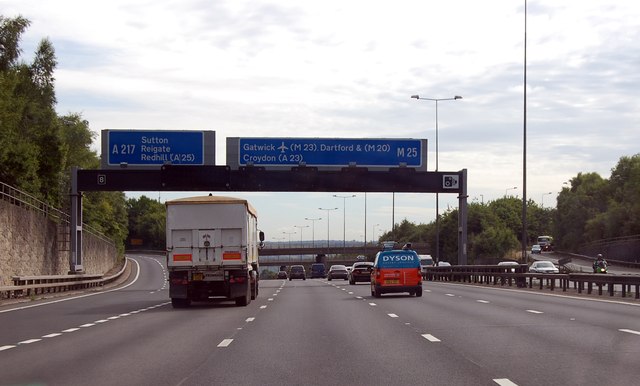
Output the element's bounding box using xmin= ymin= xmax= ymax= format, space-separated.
xmin=593 ymin=254 xmax=607 ymax=273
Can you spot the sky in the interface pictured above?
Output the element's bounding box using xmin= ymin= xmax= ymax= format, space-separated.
xmin=3 ymin=0 xmax=640 ymax=245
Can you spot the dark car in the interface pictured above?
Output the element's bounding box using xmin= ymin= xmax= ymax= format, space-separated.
xmin=277 ymin=270 xmax=288 ymax=279
xmin=327 ymin=265 xmax=349 ymax=281
xmin=310 ymin=263 xmax=326 ymax=278
xmin=289 ymin=265 xmax=306 ymax=280
xmin=349 ymin=262 xmax=374 ymax=284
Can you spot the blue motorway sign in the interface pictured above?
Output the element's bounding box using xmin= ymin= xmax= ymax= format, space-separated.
xmin=232 ymin=138 xmax=425 ymax=170
xmin=104 ymin=130 xmax=207 ymax=167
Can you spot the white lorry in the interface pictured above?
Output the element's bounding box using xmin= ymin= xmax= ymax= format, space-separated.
xmin=165 ymin=195 xmax=264 ymax=308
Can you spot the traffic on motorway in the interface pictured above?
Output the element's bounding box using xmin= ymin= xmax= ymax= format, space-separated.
xmin=2 ymin=253 xmax=639 ymax=386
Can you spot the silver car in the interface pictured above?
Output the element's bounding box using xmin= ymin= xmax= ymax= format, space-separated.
xmin=529 ymin=261 xmax=559 ymax=274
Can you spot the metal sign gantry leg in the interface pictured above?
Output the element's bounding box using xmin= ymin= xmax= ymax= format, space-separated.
xmin=70 ymin=166 xmax=83 ymax=272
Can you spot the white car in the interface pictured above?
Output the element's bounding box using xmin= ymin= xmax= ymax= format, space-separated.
xmin=498 ymin=261 xmax=519 ymax=273
xmin=529 ymin=261 xmax=559 ymax=274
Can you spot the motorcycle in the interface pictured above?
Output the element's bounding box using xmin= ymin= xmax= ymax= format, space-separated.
xmin=593 ymin=261 xmax=607 ymax=274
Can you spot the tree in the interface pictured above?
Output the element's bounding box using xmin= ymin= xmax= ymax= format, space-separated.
xmin=0 ymin=15 xmax=30 ymax=71
xmin=554 ymin=172 xmax=607 ymax=249
xmin=127 ymin=196 xmax=166 ymax=249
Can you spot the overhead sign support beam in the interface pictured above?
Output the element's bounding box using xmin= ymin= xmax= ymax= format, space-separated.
xmin=77 ymin=165 xmax=464 ymax=193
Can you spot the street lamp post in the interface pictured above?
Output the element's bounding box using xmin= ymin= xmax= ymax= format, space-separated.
xmin=506 ymin=186 xmax=518 ymax=196
xmin=372 ymin=223 xmax=380 ymax=245
xmin=304 ymin=217 xmax=321 ymax=248
xmin=411 ymin=94 xmax=462 ymax=265
xmin=293 ymin=225 xmax=309 ymax=248
xmin=541 ymin=191 xmax=553 ymax=208
xmin=272 ymin=237 xmax=284 ymax=249
xmin=319 ymin=207 xmax=338 ymax=251
xmin=282 ymin=231 xmax=296 ymax=248
xmin=333 ymin=194 xmax=356 ymax=251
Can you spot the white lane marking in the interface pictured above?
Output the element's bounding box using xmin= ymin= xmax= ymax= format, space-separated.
xmin=356 ymin=296 xmax=363 ymax=299
xmin=0 ymin=258 xmax=141 ymax=314
xmin=42 ymin=333 xmax=62 ymax=338
xmin=95 ymin=319 xmax=109 ymax=323
xmin=477 ymin=300 xmax=490 ymax=304
xmin=425 ymin=289 xmax=432 ymax=292
xmin=388 ymin=313 xmax=399 ymax=318
xmin=107 ymin=316 xmax=120 ymax=320
xmin=217 ymin=339 xmax=233 ymax=347
xmin=348 ymin=292 xmax=354 ymax=295
xmin=369 ymin=303 xmax=377 ymax=306
xmin=246 ymin=317 xmax=255 ymax=322
xmin=526 ymin=310 xmax=544 ymax=314
xmin=494 ymin=379 xmax=518 ymax=386
xmin=272 ymin=294 xmax=278 ymax=296
xmin=119 ymin=313 xmax=131 ymax=317
xmin=0 ymin=345 xmax=16 ymax=351
xmin=260 ymin=305 xmax=267 ymax=309
xmin=62 ymin=328 xmax=80 ymax=333
xmin=268 ymin=298 xmax=274 ymax=301
xmin=619 ymin=329 xmax=640 ymax=336
xmin=79 ymin=323 xmax=95 ymax=328
xmin=445 ymin=293 xmax=455 ymax=297
xmin=421 ymin=334 xmax=441 ymax=342
xmin=18 ymin=339 xmax=41 ymax=344
xmin=431 ymin=281 xmax=640 ymax=308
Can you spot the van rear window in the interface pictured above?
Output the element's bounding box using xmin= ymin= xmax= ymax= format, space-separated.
xmin=376 ymin=252 xmax=420 ymax=269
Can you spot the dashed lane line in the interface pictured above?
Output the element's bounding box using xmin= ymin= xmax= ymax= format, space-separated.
xmin=217 ymin=339 xmax=234 ymax=348
xmin=421 ymin=334 xmax=441 ymax=342
xmin=18 ymin=339 xmax=41 ymax=345
xmin=246 ymin=317 xmax=255 ymax=322
xmin=619 ymin=329 xmax=640 ymax=336
xmin=477 ymin=300 xmax=490 ymax=304
xmin=1 ymin=301 xmax=171 ymax=354
xmin=526 ymin=310 xmax=544 ymax=314
xmin=494 ymin=379 xmax=518 ymax=386
xmin=388 ymin=313 xmax=399 ymax=318
xmin=369 ymin=303 xmax=377 ymax=306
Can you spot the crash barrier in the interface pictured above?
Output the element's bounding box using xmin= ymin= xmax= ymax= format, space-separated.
xmin=424 ymin=265 xmax=640 ymax=299
xmin=0 ymin=260 xmax=127 ymax=300
xmin=555 ymin=250 xmax=640 ymax=270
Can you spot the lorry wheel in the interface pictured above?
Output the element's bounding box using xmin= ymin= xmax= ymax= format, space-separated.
xmin=415 ymin=287 xmax=423 ymax=297
xmin=235 ymin=286 xmax=251 ymax=307
xmin=250 ymin=282 xmax=257 ymax=300
xmin=171 ymin=298 xmax=190 ymax=308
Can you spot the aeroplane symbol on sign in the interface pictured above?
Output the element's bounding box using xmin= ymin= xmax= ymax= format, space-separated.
xmin=278 ymin=142 xmax=288 ymax=153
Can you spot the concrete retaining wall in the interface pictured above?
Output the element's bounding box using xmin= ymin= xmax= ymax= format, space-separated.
xmin=0 ymin=200 xmax=119 ymax=286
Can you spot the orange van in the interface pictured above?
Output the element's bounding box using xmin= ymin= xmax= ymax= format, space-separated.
xmin=371 ymin=249 xmax=422 ymax=297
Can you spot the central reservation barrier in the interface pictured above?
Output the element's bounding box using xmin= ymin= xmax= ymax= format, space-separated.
xmin=424 ymin=264 xmax=640 ymax=300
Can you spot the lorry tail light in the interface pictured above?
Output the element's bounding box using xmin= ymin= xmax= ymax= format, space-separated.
xmin=230 ymin=275 xmax=246 ymax=284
